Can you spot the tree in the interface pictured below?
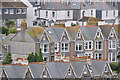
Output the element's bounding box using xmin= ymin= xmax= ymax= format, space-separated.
xmin=38 ymin=48 xmax=43 ymax=62
xmin=5 ymin=20 xmax=15 ymax=28
xmin=1 ymin=27 xmax=9 ymax=35
xmin=27 ymin=52 xmax=35 ymax=62
xmin=2 ymin=52 xmax=13 ymax=64
xmin=110 ymin=62 xmax=120 ymax=73
xmin=8 ymin=27 xmax=17 ymax=34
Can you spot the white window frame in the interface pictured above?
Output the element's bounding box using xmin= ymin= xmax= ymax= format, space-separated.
xmin=46 ymin=11 xmax=48 ymax=18
xmin=77 ymin=32 xmax=81 ymax=38
xmin=106 ymin=11 xmax=108 ymax=17
xmin=4 ymin=9 xmax=8 ymax=14
xmin=84 ymin=41 xmax=93 ymax=50
xmin=43 ymin=56 xmax=48 ymax=61
xmin=95 ymin=53 xmax=102 ymax=59
xmin=113 ymin=11 xmax=115 ymax=16
xmin=35 ymin=0 xmax=40 ymax=5
xmin=109 ymin=40 xmax=116 ymax=49
xmin=16 ymin=9 xmax=21 ymax=14
xmin=67 ymin=11 xmax=70 ymax=17
xmin=95 ymin=41 xmax=103 ymax=50
xmin=108 ymin=53 xmax=116 ymax=62
xmin=9 ymin=9 xmax=14 ymax=14
xmin=52 ymin=11 xmax=55 ymax=17
xmin=61 ymin=42 xmax=69 ymax=52
xmin=68 ymin=68 xmax=72 ymax=75
xmin=43 ymin=70 xmax=47 ymax=77
xmin=22 ymin=9 xmax=26 ymax=14
xmin=41 ymin=44 xmax=49 ymax=53
xmin=75 ymin=42 xmax=83 ymax=51
xmin=84 ymin=52 xmax=93 ymax=58
xmin=55 ymin=42 xmax=59 ymax=52
xmin=96 ymin=31 xmax=100 ymax=38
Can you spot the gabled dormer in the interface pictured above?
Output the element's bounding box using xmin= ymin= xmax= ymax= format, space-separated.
xmin=24 ymin=67 xmax=33 ymax=79
xmin=108 ymin=27 xmax=118 ymax=49
xmin=60 ymin=29 xmax=70 ymax=42
xmin=81 ymin=64 xmax=92 ymax=78
xmin=40 ymin=31 xmax=50 ymax=43
xmin=41 ymin=66 xmax=50 ymax=78
xmin=65 ymin=64 xmax=76 ymax=78
xmin=102 ymin=63 xmax=113 ymax=78
xmin=75 ymin=29 xmax=84 ymax=41
xmin=108 ymin=27 xmax=118 ymax=40
xmin=94 ymin=27 xmax=104 ymax=40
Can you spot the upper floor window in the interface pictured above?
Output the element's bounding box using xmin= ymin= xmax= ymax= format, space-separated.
xmin=67 ymin=11 xmax=70 ymax=17
xmin=35 ymin=10 xmax=38 ymax=16
xmin=106 ymin=11 xmax=108 ymax=17
xmin=4 ymin=9 xmax=8 ymax=14
xmin=46 ymin=11 xmax=48 ymax=18
xmin=68 ymin=68 xmax=71 ymax=75
xmin=108 ymin=53 xmax=116 ymax=62
xmin=109 ymin=40 xmax=116 ymax=49
xmin=95 ymin=41 xmax=103 ymax=50
xmin=55 ymin=42 xmax=59 ymax=52
xmin=95 ymin=53 xmax=102 ymax=59
xmin=61 ymin=43 xmax=69 ymax=52
xmin=85 ymin=41 xmax=93 ymax=50
xmin=75 ymin=42 xmax=83 ymax=51
xmin=16 ymin=9 xmax=21 ymax=14
xmin=9 ymin=9 xmax=14 ymax=14
xmin=35 ymin=0 xmax=40 ymax=5
xmin=91 ymin=10 xmax=93 ymax=15
xmin=22 ymin=9 xmax=26 ymax=14
xmin=113 ymin=11 xmax=115 ymax=16
xmin=51 ymin=44 xmax=54 ymax=53
xmin=84 ymin=52 xmax=93 ymax=58
xmin=77 ymin=32 xmax=80 ymax=38
xmin=96 ymin=31 xmax=100 ymax=38
xmin=52 ymin=12 xmax=55 ymax=17
xmin=41 ymin=44 xmax=49 ymax=53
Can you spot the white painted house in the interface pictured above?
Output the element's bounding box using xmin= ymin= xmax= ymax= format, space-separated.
xmin=39 ymin=2 xmax=73 ymax=26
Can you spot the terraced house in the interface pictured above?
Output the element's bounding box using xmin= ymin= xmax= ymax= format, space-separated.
xmin=0 ymin=60 xmax=116 ymax=79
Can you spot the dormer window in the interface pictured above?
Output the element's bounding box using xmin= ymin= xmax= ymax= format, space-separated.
xmin=110 ymin=32 xmax=114 ymax=37
xmin=97 ymin=31 xmax=100 ymax=38
xmin=4 ymin=9 xmax=8 ymax=14
xmin=77 ymin=32 xmax=80 ymax=38
xmin=16 ymin=9 xmax=21 ymax=14
xmin=106 ymin=11 xmax=108 ymax=17
xmin=43 ymin=37 xmax=45 ymax=40
xmin=43 ymin=70 xmax=47 ymax=78
xmin=68 ymin=68 xmax=71 ymax=75
xmin=52 ymin=12 xmax=55 ymax=17
xmin=67 ymin=11 xmax=70 ymax=17
xmin=10 ymin=9 xmax=14 ymax=14
xmin=104 ymin=65 xmax=108 ymax=72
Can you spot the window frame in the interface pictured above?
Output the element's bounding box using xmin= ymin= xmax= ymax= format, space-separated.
xmin=109 ymin=40 xmax=116 ymax=49
xmin=85 ymin=41 xmax=93 ymax=50
xmin=4 ymin=9 xmax=9 ymax=14
xmin=52 ymin=11 xmax=55 ymax=17
xmin=95 ymin=41 xmax=103 ymax=50
xmin=75 ymin=42 xmax=83 ymax=51
xmin=95 ymin=53 xmax=102 ymax=59
xmin=108 ymin=53 xmax=116 ymax=62
xmin=9 ymin=9 xmax=14 ymax=14
xmin=118 ymin=40 xmax=120 ymax=48
xmin=55 ymin=42 xmax=59 ymax=52
xmin=61 ymin=42 xmax=69 ymax=52
xmin=16 ymin=9 xmax=21 ymax=14
xmin=41 ymin=44 xmax=49 ymax=53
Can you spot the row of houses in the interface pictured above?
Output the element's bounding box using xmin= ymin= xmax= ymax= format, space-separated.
xmin=1 ymin=25 xmax=119 ymax=63
xmin=0 ymin=60 xmax=117 ymax=79
xmin=0 ymin=0 xmax=119 ymax=27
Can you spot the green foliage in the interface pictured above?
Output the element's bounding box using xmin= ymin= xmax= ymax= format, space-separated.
xmin=37 ymin=48 xmax=43 ymax=62
xmin=27 ymin=49 xmax=43 ymax=62
xmin=110 ymin=62 xmax=120 ymax=73
xmin=0 ymin=26 xmax=9 ymax=35
xmin=2 ymin=52 xmax=13 ymax=64
xmin=5 ymin=20 xmax=15 ymax=28
xmin=8 ymin=27 xmax=17 ymax=34
xmin=71 ymin=23 xmax=76 ymax=26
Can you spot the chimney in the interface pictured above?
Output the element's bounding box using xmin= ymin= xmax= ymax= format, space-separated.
xmin=21 ymin=19 xmax=27 ymax=31
xmin=103 ymin=0 xmax=104 ymax=10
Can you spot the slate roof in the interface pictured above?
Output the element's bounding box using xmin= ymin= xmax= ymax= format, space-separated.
xmin=90 ymin=60 xmax=106 ymax=76
xmin=113 ymin=25 xmax=120 ymax=39
xmin=71 ymin=61 xmax=86 ymax=78
xmin=99 ymin=26 xmax=112 ymax=39
xmin=92 ymin=2 xmax=118 ymax=10
xmin=0 ymin=0 xmax=27 ymax=8
xmin=3 ymin=65 xmax=28 ymax=78
xmin=80 ymin=27 xmax=98 ymax=40
xmin=40 ymin=2 xmax=70 ymax=10
xmin=29 ymin=63 xmax=45 ymax=78
xmin=44 ymin=27 xmax=64 ymax=42
xmin=68 ymin=2 xmax=94 ymax=10
xmin=46 ymin=62 xmax=70 ymax=78
xmin=66 ymin=27 xmax=79 ymax=40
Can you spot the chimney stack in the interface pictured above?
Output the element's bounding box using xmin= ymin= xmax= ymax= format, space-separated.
xmin=21 ymin=19 xmax=27 ymax=31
